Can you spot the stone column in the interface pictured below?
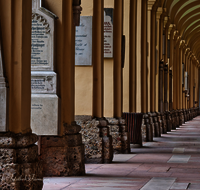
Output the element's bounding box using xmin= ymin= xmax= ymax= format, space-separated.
xmin=189 ymin=56 xmax=193 ymax=108
xmin=0 ymin=0 xmax=43 ymax=188
xmin=150 ymin=3 xmax=157 ymax=113
xmin=159 ymin=60 xmax=164 ymax=113
xmin=63 ymin=0 xmax=85 ymax=174
xmin=155 ymin=7 xmax=162 ymax=112
xmin=169 ymin=69 xmax=173 ymax=111
xmin=179 ymin=43 xmax=183 ymax=110
xmin=40 ymin=0 xmax=85 ymax=176
xmin=113 ymin=0 xmax=123 ymax=118
xmin=93 ymin=0 xmax=104 ymax=118
xmin=176 ymin=38 xmax=181 ymax=110
xmin=129 ymin=0 xmax=137 ymax=113
xmin=164 ymin=64 xmax=168 ymax=111
xmin=141 ymin=0 xmax=148 ymax=114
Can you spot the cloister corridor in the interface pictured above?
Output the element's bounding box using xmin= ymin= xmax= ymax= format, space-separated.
xmin=43 ymin=116 xmax=200 ymax=190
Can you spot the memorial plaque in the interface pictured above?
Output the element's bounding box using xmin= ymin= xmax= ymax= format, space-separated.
xmin=31 ymin=11 xmax=55 ymax=71
xmin=75 ymin=16 xmax=92 ymax=66
xmin=31 ymin=72 xmax=57 ymax=94
xmin=31 ymin=0 xmax=60 ymax=135
xmin=104 ymin=8 xmax=113 ymax=58
xmin=0 ymin=27 xmax=8 ymax=132
xmin=31 ymin=94 xmax=60 ymax=135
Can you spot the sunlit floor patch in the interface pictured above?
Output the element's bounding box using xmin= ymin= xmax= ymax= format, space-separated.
xmin=167 ymin=155 xmax=191 ymax=163
xmin=140 ymin=177 xmax=176 ymax=190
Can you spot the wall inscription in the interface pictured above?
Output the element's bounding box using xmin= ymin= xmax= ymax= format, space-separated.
xmin=31 ymin=72 xmax=56 ymax=94
xmin=31 ymin=13 xmax=53 ymax=71
xmin=75 ymin=16 xmax=92 ymax=66
xmin=104 ymin=8 xmax=113 ymax=58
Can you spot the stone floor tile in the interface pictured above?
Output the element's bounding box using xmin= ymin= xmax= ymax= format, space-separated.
xmin=167 ymin=155 xmax=191 ymax=163
xmin=188 ymin=183 xmax=200 ymax=189
xmin=140 ymin=177 xmax=176 ymax=190
xmin=169 ymin=183 xmax=189 ymax=189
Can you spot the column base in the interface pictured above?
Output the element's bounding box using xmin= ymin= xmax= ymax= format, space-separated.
xmin=76 ymin=116 xmax=113 ymax=164
xmin=166 ymin=111 xmax=172 ymax=132
xmin=153 ymin=113 xmax=160 ymax=137
xmin=157 ymin=112 xmax=163 ymax=134
xmin=0 ymin=132 xmax=43 ymax=190
xmin=147 ymin=113 xmax=154 ymax=141
xmin=161 ymin=113 xmax=167 ymax=134
xmin=39 ymin=122 xmax=85 ymax=176
xmin=107 ymin=117 xmax=130 ymax=154
xmin=144 ymin=114 xmax=152 ymax=142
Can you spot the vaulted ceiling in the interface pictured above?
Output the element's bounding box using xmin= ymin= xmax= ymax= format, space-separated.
xmin=163 ymin=0 xmax=200 ymax=61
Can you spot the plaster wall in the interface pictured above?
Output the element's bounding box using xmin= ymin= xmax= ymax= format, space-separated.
xmin=75 ymin=0 xmax=130 ymax=117
xmin=75 ymin=0 xmax=93 ymax=116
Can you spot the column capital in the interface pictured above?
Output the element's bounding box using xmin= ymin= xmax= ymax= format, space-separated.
xmin=179 ymin=40 xmax=185 ymax=49
xmin=148 ymin=0 xmax=156 ymax=11
xmin=156 ymin=7 xmax=163 ymax=19
xmin=164 ymin=17 xmax=169 ymax=28
xmin=169 ymin=24 xmax=175 ymax=33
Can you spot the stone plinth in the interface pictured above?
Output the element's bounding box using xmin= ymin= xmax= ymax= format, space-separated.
xmin=153 ymin=112 xmax=160 ymax=137
xmin=178 ymin=110 xmax=183 ymax=126
xmin=0 ymin=132 xmax=43 ymax=190
xmin=76 ymin=116 xmax=113 ymax=163
xmin=156 ymin=112 xmax=162 ymax=136
xmin=107 ymin=117 xmax=130 ymax=154
xmin=161 ymin=113 xmax=167 ymax=134
xmin=147 ymin=113 xmax=153 ymax=142
xmin=166 ymin=111 xmax=172 ymax=132
xmin=39 ymin=122 xmax=85 ymax=176
xmin=141 ymin=115 xmax=147 ymax=142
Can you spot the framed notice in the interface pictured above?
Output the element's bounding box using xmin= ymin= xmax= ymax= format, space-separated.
xmin=75 ymin=16 xmax=93 ymax=66
xmin=104 ymin=8 xmax=113 ymax=58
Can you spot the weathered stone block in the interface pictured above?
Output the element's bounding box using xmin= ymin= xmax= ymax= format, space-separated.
xmin=39 ymin=146 xmax=67 ymax=176
xmin=106 ymin=117 xmax=119 ymax=125
xmin=64 ymin=134 xmax=82 ymax=147
xmin=0 ymin=133 xmax=38 ymax=148
xmin=63 ymin=121 xmax=81 ymax=135
xmin=41 ymin=136 xmax=64 ymax=148
xmin=0 ymin=149 xmax=17 ymax=164
xmin=99 ymin=127 xmax=109 ymax=137
xmin=102 ymin=136 xmax=113 ymax=163
xmin=17 ymin=145 xmax=38 ymax=164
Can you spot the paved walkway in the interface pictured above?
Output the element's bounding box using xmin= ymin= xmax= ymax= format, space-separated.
xmin=43 ymin=116 xmax=200 ymax=190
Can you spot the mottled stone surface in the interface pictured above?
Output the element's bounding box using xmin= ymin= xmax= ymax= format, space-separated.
xmin=39 ymin=122 xmax=85 ymax=176
xmin=77 ymin=118 xmax=103 ymax=162
xmin=0 ymin=132 xmax=43 ymax=190
xmin=76 ymin=117 xmax=113 ymax=163
xmin=108 ymin=125 xmax=121 ymax=153
xmin=0 ymin=132 xmax=38 ymax=148
xmin=107 ymin=117 xmax=130 ymax=154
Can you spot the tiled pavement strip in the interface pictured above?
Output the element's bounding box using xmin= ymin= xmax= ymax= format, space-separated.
xmin=43 ymin=117 xmax=200 ymax=190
